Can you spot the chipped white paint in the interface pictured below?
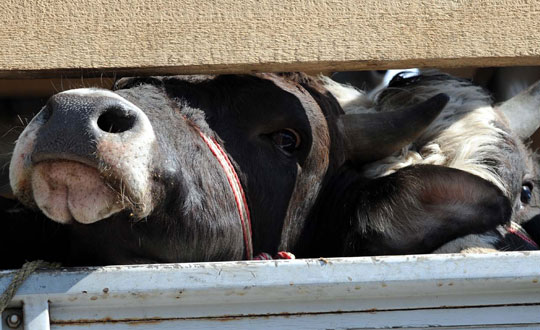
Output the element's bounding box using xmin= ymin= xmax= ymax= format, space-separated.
xmin=1 ymin=252 xmax=540 ymax=329
xmin=23 ymin=297 xmax=50 ymax=330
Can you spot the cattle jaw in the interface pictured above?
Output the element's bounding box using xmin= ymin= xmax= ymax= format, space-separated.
xmin=10 ymin=88 xmax=157 ymax=224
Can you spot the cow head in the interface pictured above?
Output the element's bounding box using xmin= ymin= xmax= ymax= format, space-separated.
xmin=496 ymin=80 xmax=540 ymax=223
xmin=328 ymin=71 xmax=540 ymax=252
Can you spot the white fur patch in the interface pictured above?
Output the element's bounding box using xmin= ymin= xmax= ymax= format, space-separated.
xmin=327 ymin=75 xmax=512 ymax=197
xmin=433 ymin=234 xmax=499 ymax=254
xmin=320 ymin=76 xmax=373 ymax=111
xmin=10 ymin=109 xmax=44 ymax=205
xmin=363 ymin=106 xmax=510 ymax=196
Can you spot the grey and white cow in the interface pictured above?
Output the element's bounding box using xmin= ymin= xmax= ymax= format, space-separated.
xmin=325 ymin=71 xmax=540 ymax=252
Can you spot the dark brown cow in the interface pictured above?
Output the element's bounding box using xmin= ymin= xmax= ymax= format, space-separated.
xmin=4 ymin=73 xmax=511 ymax=266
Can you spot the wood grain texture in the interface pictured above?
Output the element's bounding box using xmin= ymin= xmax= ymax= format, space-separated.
xmin=1 ymin=0 xmax=540 ymax=78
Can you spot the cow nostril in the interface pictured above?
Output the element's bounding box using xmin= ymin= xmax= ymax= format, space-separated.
xmin=97 ymin=106 xmax=137 ymax=134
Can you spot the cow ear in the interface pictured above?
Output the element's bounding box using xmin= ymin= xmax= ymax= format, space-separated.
xmin=497 ymin=79 xmax=540 ymax=139
xmin=346 ymin=165 xmax=512 ymax=256
xmin=339 ymin=94 xmax=449 ymax=164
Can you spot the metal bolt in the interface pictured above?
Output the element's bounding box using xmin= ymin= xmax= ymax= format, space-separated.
xmin=6 ymin=313 xmax=22 ymax=328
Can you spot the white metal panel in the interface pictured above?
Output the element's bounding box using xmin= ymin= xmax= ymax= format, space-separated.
xmin=1 ymin=252 xmax=540 ymax=329
xmin=22 ymin=298 xmax=49 ymax=330
xmin=46 ymin=305 xmax=540 ymax=329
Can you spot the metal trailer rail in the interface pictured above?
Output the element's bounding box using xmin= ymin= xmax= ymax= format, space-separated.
xmin=1 ymin=251 xmax=539 ymax=329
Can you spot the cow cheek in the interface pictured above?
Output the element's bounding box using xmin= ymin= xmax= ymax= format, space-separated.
xmin=96 ymin=123 xmax=156 ymax=219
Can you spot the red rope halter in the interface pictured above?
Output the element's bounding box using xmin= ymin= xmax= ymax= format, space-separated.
xmin=190 ymin=119 xmax=294 ymax=260
xmin=195 ymin=130 xmax=254 ymax=259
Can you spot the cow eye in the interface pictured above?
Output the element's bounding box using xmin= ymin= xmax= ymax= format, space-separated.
xmin=521 ymin=183 xmax=533 ymax=204
xmin=271 ymin=129 xmax=301 ymax=154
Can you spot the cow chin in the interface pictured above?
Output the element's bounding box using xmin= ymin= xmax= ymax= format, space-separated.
xmin=31 ymin=161 xmax=124 ymax=224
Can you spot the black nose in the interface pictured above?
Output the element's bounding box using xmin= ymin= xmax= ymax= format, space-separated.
xmin=96 ymin=104 xmax=137 ymax=134
xmin=32 ymin=89 xmax=142 ymax=166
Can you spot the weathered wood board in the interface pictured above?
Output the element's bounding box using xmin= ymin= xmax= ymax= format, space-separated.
xmin=1 ymin=0 xmax=540 ymax=78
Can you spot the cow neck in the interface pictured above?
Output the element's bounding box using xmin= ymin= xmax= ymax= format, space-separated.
xmin=192 ymin=126 xmax=254 ymax=260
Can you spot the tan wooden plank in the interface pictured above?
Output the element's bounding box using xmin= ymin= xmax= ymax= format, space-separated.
xmin=1 ymin=0 xmax=540 ymax=78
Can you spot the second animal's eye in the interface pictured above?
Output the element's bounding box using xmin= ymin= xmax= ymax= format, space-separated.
xmin=271 ymin=129 xmax=301 ymax=154
xmin=521 ymin=183 xmax=533 ymax=204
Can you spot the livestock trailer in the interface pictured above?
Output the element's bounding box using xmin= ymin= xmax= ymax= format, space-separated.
xmin=1 ymin=1 xmax=540 ymax=328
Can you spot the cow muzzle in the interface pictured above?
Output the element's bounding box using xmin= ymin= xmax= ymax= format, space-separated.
xmin=10 ymin=88 xmax=157 ymax=224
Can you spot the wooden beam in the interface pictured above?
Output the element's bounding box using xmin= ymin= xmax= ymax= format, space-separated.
xmin=1 ymin=0 xmax=540 ymax=78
